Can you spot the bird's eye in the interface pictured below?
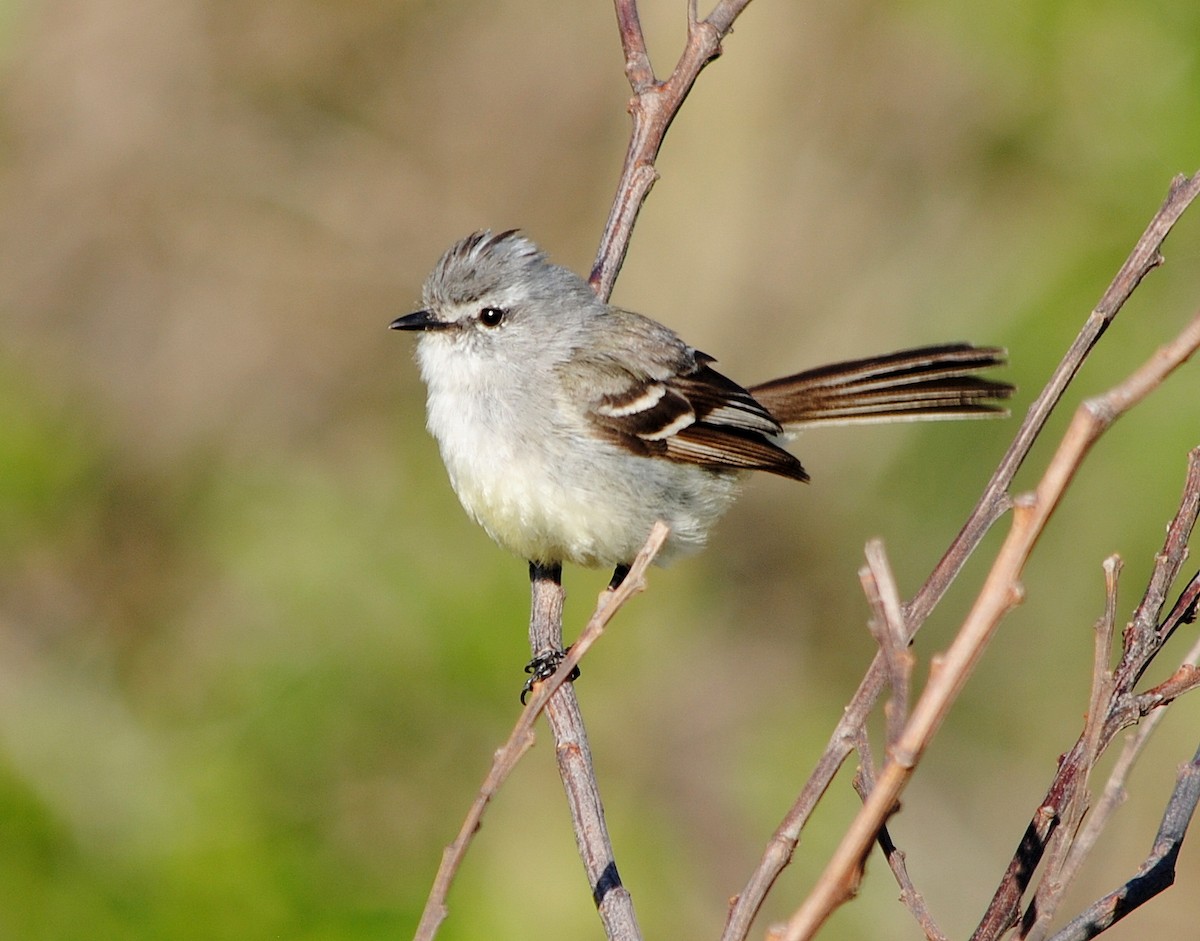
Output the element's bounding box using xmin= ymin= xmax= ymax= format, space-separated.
xmin=478 ymin=306 xmax=506 ymax=328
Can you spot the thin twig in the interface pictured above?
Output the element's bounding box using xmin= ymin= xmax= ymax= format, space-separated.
xmin=1024 ymin=631 xmax=1200 ymax=941
xmin=1018 ymin=556 xmax=1123 ymax=940
xmin=775 ymin=311 xmax=1200 ymax=941
xmin=907 ymin=171 xmax=1200 ymax=628
xmin=413 ymin=524 xmax=668 ymax=941
xmin=1137 ymin=657 xmax=1200 ymax=706
xmin=852 ymin=731 xmax=949 ymax=941
xmin=724 ymin=171 xmax=1200 ymax=941
xmin=1045 ymin=740 xmax=1200 ymax=941
xmin=974 ymin=448 xmax=1200 ymax=941
xmin=592 ymin=0 xmax=756 ymax=300
xmin=861 ymin=540 xmax=913 ymax=746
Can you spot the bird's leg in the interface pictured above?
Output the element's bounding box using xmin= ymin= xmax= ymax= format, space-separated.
xmin=606 ymin=564 xmax=631 ymax=592
xmin=522 ymin=560 xmax=579 ymax=703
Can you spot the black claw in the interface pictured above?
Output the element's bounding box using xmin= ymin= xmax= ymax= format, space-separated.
xmin=520 ymin=648 xmax=581 ymax=703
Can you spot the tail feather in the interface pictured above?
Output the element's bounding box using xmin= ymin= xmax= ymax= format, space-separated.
xmin=748 ymin=343 xmax=1013 ymax=426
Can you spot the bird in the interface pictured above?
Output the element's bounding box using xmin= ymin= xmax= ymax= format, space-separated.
xmin=392 ymin=230 xmax=1011 ymax=687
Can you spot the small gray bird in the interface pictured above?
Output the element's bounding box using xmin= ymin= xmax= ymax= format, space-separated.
xmin=393 ymin=230 xmax=1012 ymax=586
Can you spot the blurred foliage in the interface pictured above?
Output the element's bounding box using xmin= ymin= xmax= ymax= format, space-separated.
xmin=1 ymin=1 xmax=1199 ymax=939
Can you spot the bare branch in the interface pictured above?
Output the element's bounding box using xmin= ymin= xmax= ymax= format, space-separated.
xmin=527 ymin=524 xmax=668 ymax=941
xmin=592 ymin=0 xmax=757 ymax=299
xmin=614 ymin=0 xmax=654 ymax=92
xmin=511 ymin=2 xmax=759 ymax=937
xmin=975 ymin=449 xmax=1200 ymax=941
xmin=1015 ymin=560 xmax=1121 ymax=940
xmin=852 ymin=732 xmax=949 ymax=941
xmin=907 ymin=171 xmax=1200 ymax=628
xmin=778 ymin=311 xmax=1200 ymax=941
xmin=861 ymin=540 xmax=913 ymax=746
xmin=723 ymin=170 xmax=1200 ymax=941
xmin=1028 ymin=631 xmax=1200 ymax=941
xmin=1018 ymin=557 xmax=1123 ymax=941
xmin=1045 ymin=740 xmax=1200 ymax=941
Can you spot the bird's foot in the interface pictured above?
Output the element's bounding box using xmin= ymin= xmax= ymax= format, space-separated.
xmin=520 ymin=647 xmax=580 ymax=704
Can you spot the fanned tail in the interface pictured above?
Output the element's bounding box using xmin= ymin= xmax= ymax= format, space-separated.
xmin=748 ymin=343 xmax=1013 ymax=426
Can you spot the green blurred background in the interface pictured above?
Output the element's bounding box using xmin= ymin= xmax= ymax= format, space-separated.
xmin=2 ymin=1 xmax=1200 ymax=938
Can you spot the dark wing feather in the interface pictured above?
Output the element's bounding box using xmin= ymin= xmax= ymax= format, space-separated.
xmin=665 ymin=423 xmax=809 ymax=481
xmin=571 ymin=316 xmax=1008 ymax=482
xmin=671 ymin=357 xmax=784 ymax=434
xmin=587 ymin=370 xmax=809 ymax=481
xmin=572 ymin=314 xmax=809 ymax=481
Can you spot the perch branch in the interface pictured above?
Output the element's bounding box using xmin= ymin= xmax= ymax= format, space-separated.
xmin=512 ymin=2 xmax=758 ymax=938
xmin=414 ymin=524 xmax=668 ymax=941
xmin=527 ymin=523 xmax=668 ymax=941
xmin=522 ymin=3 xmax=758 ymax=938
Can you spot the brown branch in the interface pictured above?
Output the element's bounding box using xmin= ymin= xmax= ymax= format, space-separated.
xmin=861 ymin=540 xmax=913 ymax=746
xmin=592 ymin=0 xmax=756 ymax=300
xmin=1045 ymin=740 xmax=1200 ymax=941
xmin=1027 ymin=630 xmax=1200 ymax=941
xmin=723 ymin=171 xmax=1200 ymax=941
xmin=529 ymin=524 xmax=668 ymax=941
xmin=1101 ymin=580 xmax=1200 ymax=748
xmin=907 ymin=171 xmax=1200 ymax=629
xmin=1019 ymin=564 xmax=1200 ymax=939
xmin=776 ymin=311 xmax=1200 ymax=941
xmin=413 ymin=524 xmax=668 ymax=941
xmin=613 ymin=0 xmax=654 ymax=93
xmin=1016 ymin=556 xmax=1122 ymax=941
xmin=971 ymin=448 xmax=1200 ymax=941
xmin=506 ymin=3 xmax=757 ymax=938
xmin=852 ymin=732 xmax=948 ymax=941
xmin=856 ymin=550 xmax=940 ymax=939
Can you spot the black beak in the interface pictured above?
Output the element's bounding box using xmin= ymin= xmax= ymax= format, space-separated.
xmin=389 ymin=310 xmax=452 ymax=331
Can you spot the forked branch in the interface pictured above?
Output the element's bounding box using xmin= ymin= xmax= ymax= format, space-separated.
xmin=774 ymin=310 xmax=1200 ymax=940
xmin=977 ymin=450 xmax=1200 ymax=941
xmin=593 ymin=0 xmax=756 ymax=300
xmin=1046 ymin=739 xmax=1200 ymax=941
xmin=723 ymin=170 xmax=1200 ymax=941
